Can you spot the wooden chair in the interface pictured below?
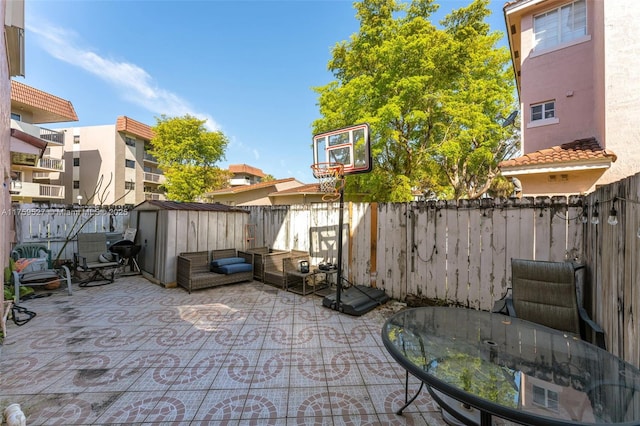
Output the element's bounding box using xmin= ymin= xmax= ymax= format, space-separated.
xmin=507 ymin=258 xmax=606 ymax=349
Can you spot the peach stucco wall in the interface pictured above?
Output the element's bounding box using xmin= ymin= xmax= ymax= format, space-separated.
xmin=515 ymin=168 xmax=605 ymax=197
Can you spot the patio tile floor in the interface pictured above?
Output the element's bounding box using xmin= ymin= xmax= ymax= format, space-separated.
xmin=0 ymin=276 xmax=446 ymax=425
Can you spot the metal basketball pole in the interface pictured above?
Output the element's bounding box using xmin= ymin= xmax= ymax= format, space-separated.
xmin=334 ymin=173 xmax=345 ymax=311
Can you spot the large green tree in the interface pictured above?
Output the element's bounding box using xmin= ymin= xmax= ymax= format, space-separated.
xmin=313 ymin=0 xmax=517 ymax=201
xmin=150 ymin=115 xmax=230 ymax=202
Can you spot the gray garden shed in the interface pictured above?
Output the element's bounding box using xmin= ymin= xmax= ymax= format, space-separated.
xmin=130 ymin=200 xmax=250 ymax=287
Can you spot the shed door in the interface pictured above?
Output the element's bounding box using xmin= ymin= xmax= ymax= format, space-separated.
xmin=137 ymin=211 xmax=157 ymax=275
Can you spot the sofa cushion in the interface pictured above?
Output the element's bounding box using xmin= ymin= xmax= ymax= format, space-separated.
xmin=210 ymin=257 xmax=245 ymax=268
xmin=212 ymin=262 xmax=252 ymax=275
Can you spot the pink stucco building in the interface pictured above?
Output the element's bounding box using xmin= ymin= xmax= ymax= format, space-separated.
xmin=499 ymin=0 xmax=640 ymax=196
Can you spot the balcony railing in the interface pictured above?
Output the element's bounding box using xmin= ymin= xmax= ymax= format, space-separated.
xmin=39 ymin=127 xmax=65 ymax=145
xmin=144 ymin=172 xmax=166 ymax=184
xmin=10 ymin=120 xmax=65 ymax=145
xmin=230 ymin=177 xmax=252 ymax=186
xmin=144 ymin=152 xmax=159 ymax=163
xmin=9 ymin=180 xmax=22 ymax=194
xmin=11 ymin=182 xmax=64 ymax=199
xmin=144 ymin=192 xmax=166 ymax=201
xmin=37 ymin=156 xmax=64 ymax=171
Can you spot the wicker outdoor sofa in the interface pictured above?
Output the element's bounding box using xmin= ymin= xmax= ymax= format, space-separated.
xmin=242 ymin=247 xmax=288 ymax=282
xmin=262 ymin=250 xmax=309 ymax=289
xmin=176 ymin=249 xmax=253 ymax=293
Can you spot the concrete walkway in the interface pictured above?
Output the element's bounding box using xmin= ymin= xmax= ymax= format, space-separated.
xmin=0 ymin=276 xmax=446 ymax=425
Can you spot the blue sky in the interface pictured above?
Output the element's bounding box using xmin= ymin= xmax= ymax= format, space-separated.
xmin=21 ymin=0 xmax=509 ymax=184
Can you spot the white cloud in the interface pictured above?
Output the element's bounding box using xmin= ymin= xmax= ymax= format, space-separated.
xmin=26 ymin=21 xmax=221 ymax=131
xmin=227 ymin=135 xmax=261 ymax=162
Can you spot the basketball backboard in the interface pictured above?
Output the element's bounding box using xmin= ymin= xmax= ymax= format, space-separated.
xmin=312 ymin=123 xmax=371 ymax=177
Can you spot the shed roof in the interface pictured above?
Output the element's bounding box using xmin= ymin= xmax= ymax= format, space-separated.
xmin=133 ymin=200 xmax=249 ymax=213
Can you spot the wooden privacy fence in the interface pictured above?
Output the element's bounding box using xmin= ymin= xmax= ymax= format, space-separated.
xmin=19 ymin=186 xmax=640 ymax=367
xmin=245 ymin=196 xmax=584 ymax=312
xmin=584 ymin=171 xmax=640 ymax=367
xmin=12 ymin=204 xmax=130 ymax=262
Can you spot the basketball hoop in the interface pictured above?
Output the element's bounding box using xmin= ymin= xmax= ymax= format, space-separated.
xmin=311 ymin=162 xmax=344 ymax=201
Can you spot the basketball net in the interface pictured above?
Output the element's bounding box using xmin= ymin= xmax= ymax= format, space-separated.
xmin=311 ymin=162 xmax=345 ymax=202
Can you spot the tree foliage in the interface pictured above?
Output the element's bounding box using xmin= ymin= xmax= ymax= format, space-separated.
xmin=313 ymin=0 xmax=517 ymax=201
xmin=150 ymin=115 xmax=230 ymax=202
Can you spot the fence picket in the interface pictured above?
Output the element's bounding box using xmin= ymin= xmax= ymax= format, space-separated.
xmin=453 ymin=201 xmax=470 ymax=306
xmin=433 ymin=201 xmax=448 ymax=303
xmin=468 ymin=202 xmax=482 ymax=309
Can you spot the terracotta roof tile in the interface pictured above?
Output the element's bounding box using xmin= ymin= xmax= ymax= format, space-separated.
xmin=229 ymin=164 xmax=265 ymax=178
xmin=134 ymin=200 xmax=248 ymax=212
xmin=499 ymin=138 xmax=617 ymax=169
xmin=116 ymin=116 xmax=154 ymax=141
xmin=208 ymin=178 xmax=298 ymax=194
xmin=11 ymin=80 xmax=78 ymax=123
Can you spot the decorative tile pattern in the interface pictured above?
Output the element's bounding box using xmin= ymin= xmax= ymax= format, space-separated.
xmin=0 ymin=276 xmax=444 ymax=424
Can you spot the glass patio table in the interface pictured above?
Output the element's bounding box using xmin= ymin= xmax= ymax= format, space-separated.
xmin=381 ymin=306 xmax=640 ymax=426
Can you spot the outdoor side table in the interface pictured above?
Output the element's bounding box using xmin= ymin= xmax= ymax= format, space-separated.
xmin=382 ymin=306 xmax=640 ymax=426
xmin=286 ymin=268 xmax=332 ymax=296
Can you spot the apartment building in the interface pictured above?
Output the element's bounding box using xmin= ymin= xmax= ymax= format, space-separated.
xmin=57 ymin=116 xmax=165 ymax=206
xmin=228 ymin=164 xmax=265 ymax=186
xmin=9 ymin=81 xmax=78 ymax=203
xmin=499 ymin=0 xmax=640 ymax=196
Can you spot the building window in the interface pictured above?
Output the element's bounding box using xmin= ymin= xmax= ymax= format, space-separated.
xmin=531 ymin=101 xmax=555 ymax=121
xmin=534 ymin=0 xmax=586 ymax=51
xmin=73 ymin=158 xmax=80 ymax=167
xmin=125 ymin=136 xmax=136 ymax=147
xmin=73 ymin=180 xmax=80 ymax=189
xmin=125 ymin=181 xmax=135 ymax=190
xmin=125 ymin=159 xmax=136 ymax=168
xmin=10 ymin=112 xmax=21 ymax=121
xmin=532 ymin=385 xmax=559 ymax=411
xmin=73 ymin=135 xmax=80 ymax=144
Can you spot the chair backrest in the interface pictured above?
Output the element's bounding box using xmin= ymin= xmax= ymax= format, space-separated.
xmin=77 ymin=233 xmax=109 ymax=263
xmin=212 ymin=249 xmax=237 ymax=260
xmin=11 ymin=244 xmax=52 ymax=268
xmin=511 ymin=258 xmax=581 ymax=335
